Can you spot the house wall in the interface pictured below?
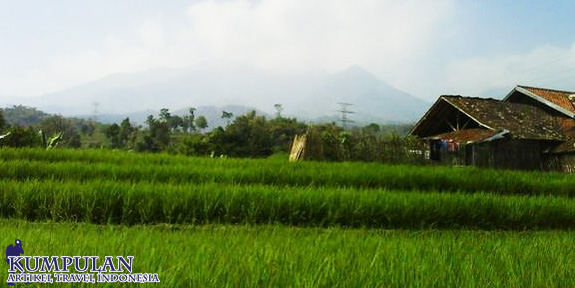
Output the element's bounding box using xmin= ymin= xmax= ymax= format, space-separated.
xmin=428 ymin=139 xmax=465 ymax=166
xmin=491 ymin=139 xmax=544 ymax=170
xmin=441 ymin=139 xmax=546 ymax=171
xmin=432 ymin=139 xmax=575 ymax=172
xmin=542 ymin=154 xmax=575 ymax=173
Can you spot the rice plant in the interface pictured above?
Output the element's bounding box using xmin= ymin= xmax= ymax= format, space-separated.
xmin=0 ymin=221 xmax=573 ymax=288
xmin=0 ymin=179 xmax=574 ymax=229
xmin=1 ymin=148 xmax=574 ymax=196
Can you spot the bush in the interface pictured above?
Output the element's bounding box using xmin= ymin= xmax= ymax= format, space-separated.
xmin=0 ymin=126 xmax=41 ymax=148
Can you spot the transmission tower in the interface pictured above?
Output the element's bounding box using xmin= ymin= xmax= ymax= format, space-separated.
xmin=337 ymin=102 xmax=355 ymax=129
xmin=92 ymin=102 xmax=100 ymax=122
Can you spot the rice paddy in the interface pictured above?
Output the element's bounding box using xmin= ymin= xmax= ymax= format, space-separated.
xmin=0 ymin=148 xmax=574 ymax=287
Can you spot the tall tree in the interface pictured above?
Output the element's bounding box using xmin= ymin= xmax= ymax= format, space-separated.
xmin=39 ymin=115 xmax=81 ymax=148
xmin=221 ymin=111 xmax=234 ymax=126
xmin=168 ymin=115 xmax=183 ymax=131
xmin=274 ymin=104 xmax=283 ymax=119
xmin=211 ymin=110 xmax=272 ymax=157
xmin=268 ymin=117 xmax=307 ymax=152
xmin=0 ymin=109 xmax=6 ymax=132
xmin=118 ymin=118 xmax=135 ymax=148
xmin=195 ymin=115 xmax=208 ymax=132
xmin=144 ymin=113 xmax=170 ymax=151
xmin=362 ymin=123 xmax=381 ymax=134
xmin=159 ymin=108 xmax=171 ymax=122
xmin=105 ymin=123 xmax=121 ymax=148
xmin=183 ymin=107 xmax=196 ymax=133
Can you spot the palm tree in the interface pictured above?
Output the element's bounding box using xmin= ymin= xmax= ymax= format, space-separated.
xmin=221 ymin=111 xmax=234 ymax=126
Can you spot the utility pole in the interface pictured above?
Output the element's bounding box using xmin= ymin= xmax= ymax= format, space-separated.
xmin=338 ymin=102 xmax=355 ymax=130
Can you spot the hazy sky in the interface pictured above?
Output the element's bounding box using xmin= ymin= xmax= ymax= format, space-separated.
xmin=0 ymin=0 xmax=574 ymax=101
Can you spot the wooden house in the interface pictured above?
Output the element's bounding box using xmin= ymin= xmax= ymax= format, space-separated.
xmin=409 ymin=86 xmax=575 ymax=171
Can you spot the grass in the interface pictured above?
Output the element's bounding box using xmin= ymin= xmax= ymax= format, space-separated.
xmin=1 ymin=148 xmax=575 ymax=196
xmin=0 ymin=179 xmax=574 ymax=229
xmin=1 ymin=148 xmax=575 ymax=228
xmin=0 ymin=220 xmax=574 ymax=288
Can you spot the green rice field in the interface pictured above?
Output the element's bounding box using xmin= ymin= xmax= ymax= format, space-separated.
xmin=1 ymin=221 xmax=574 ymax=288
xmin=1 ymin=148 xmax=574 ymax=287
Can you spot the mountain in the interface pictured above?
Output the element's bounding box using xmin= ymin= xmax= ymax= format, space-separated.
xmin=15 ymin=64 xmax=429 ymax=124
xmin=18 ymin=63 xmax=320 ymax=116
xmin=303 ymin=66 xmax=429 ymax=123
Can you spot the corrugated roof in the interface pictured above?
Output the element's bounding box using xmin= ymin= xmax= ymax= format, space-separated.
xmin=519 ymin=86 xmax=575 ymax=114
xmin=441 ymin=96 xmax=565 ymax=141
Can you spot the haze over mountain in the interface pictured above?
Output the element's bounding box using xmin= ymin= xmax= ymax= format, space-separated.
xmin=11 ymin=64 xmax=429 ymax=125
xmin=306 ymin=66 xmax=430 ymax=123
xmin=91 ymin=105 xmax=271 ymax=128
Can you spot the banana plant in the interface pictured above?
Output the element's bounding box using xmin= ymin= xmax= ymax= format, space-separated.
xmin=39 ymin=130 xmax=63 ymax=150
xmin=0 ymin=132 xmax=10 ymax=140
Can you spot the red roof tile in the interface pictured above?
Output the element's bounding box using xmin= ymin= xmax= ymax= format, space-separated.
xmin=425 ymin=128 xmax=498 ymax=144
xmin=551 ymin=118 xmax=575 ymax=153
xmin=520 ymin=86 xmax=575 ymax=114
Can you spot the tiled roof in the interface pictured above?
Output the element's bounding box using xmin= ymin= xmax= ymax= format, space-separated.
xmin=519 ymin=86 xmax=575 ymax=114
xmin=425 ymin=128 xmax=498 ymax=143
xmin=441 ymin=96 xmax=565 ymax=141
xmin=551 ymin=138 xmax=575 ymax=153
xmin=551 ymin=117 xmax=575 ymax=153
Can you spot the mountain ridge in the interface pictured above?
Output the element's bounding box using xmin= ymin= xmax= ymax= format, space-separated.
xmin=12 ymin=64 xmax=430 ymax=124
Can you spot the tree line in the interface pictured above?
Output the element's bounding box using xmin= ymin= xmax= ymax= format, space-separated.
xmin=0 ymin=105 xmax=421 ymax=163
xmin=102 ymin=108 xmax=308 ymax=158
